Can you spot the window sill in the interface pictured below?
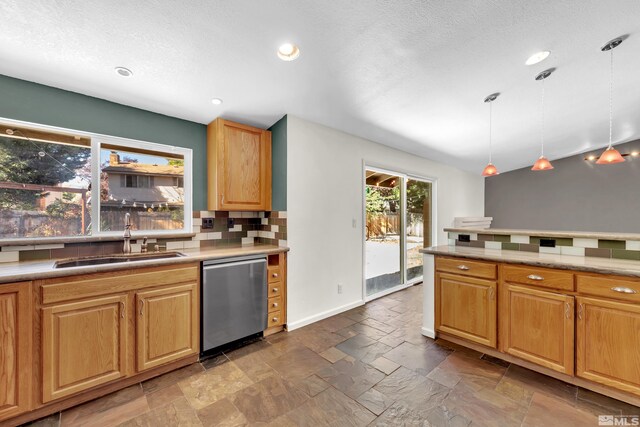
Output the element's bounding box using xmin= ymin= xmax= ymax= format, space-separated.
xmin=0 ymin=232 xmax=196 ymax=248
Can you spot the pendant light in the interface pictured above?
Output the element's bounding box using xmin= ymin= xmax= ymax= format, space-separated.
xmin=531 ymin=68 xmax=554 ymax=171
xmin=482 ymin=92 xmax=500 ymax=176
xmin=596 ymin=37 xmax=625 ymax=164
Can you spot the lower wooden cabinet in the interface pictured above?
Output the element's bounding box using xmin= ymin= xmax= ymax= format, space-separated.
xmin=39 ymin=263 xmax=200 ymax=404
xmin=0 ymin=282 xmax=32 ymax=421
xmin=435 ymin=272 xmax=497 ymax=348
xmin=576 ymin=296 xmax=640 ymax=395
xmin=500 ymin=283 xmax=574 ymax=374
xmin=41 ymin=294 xmax=128 ymax=403
xmin=136 ymin=283 xmax=199 ymax=372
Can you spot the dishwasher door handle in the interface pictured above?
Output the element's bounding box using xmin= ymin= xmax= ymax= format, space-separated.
xmin=203 ymin=259 xmax=266 ymax=271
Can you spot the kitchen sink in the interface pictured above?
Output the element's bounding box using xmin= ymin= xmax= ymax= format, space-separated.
xmin=54 ymin=251 xmax=186 ymax=269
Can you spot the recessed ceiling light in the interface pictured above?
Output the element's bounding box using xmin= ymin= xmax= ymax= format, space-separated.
xmin=114 ymin=66 xmax=133 ymax=77
xmin=211 ymin=98 xmax=223 ymax=105
xmin=525 ymin=51 xmax=550 ymax=66
xmin=277 ymin=43 xmax=300 ymax=61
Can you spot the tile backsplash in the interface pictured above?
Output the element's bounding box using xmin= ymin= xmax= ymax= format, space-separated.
xmin=0 ymin=211 xmax=287 ymax=263
xmin=450 ymin=231 xmax=640 ymax=260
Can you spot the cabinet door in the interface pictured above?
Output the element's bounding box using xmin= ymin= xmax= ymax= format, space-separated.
xmin=42 ymin=294 xmax=127 ymax=402
xmin=217 ymin=120 xmax=271 ymax=211
xmin=576 ymin=296 xmax=640 ymax=396
xmin=500 ymin=284 xmax=574 ymax=374
xmin=136 ymin=283 xmax=198 ymax=372
xmin=436 ymin=273 xmax=497 ymax=348
xmin=0 ymin=282 xmax=31 ymax=421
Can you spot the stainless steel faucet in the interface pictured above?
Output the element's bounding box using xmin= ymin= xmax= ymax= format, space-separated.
xmin=123 ymin=213 xmax=132 ymax=254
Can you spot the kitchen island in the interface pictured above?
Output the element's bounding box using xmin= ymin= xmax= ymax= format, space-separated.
xmin=421 ymin=233 xmax=640 ymax=407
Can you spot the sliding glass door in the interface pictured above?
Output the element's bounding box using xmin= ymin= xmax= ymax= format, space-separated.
xmin=365 ymin=168 xmax=432 ymax=299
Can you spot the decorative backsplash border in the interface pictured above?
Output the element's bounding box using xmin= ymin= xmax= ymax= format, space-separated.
xmin=449 ymin=231 xmax=640 ymax=261
xmin=0 ymin=211 xmax=287 ymax=263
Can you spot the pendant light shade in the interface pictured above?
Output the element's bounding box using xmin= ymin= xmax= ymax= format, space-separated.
xmin=482 ymin=92 xmax=500 ymax=176
xmin=596 ymin=147 xmax=625 ymax=164
xmin=482 ymin=163 xmax=499 ymax=177
xmin=596 ymin=36 xmax=625 ymax=165
xmin=532 ymin=156 xmax=554 ymax=171
xmin=531 ymin=69 xmax=554 ymax=171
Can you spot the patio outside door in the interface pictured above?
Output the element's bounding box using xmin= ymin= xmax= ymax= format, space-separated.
xmin=365 ymin=167 xmax=432 ymax=300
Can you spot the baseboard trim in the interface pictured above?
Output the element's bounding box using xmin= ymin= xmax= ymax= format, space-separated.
xmin=287 ymin=299 xmax=364 ymax=331
xmin=421 ymin=326 xmax=436 ymax=339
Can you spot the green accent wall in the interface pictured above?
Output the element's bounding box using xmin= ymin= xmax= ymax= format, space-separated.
xmin=0 ymin=74 xmax=208 ymax=210
xmin=269 ymin=115 xmax=287 ymax=211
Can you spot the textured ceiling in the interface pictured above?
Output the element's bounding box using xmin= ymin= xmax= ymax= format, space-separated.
xmin=1 ymin=1 xmax=640 ymax=173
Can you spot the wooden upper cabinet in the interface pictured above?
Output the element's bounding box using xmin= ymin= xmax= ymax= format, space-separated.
xmin=435 ymin=272 xmax=497 ymax=348
xmin=207 ymin=118 xmax=272 ymax=211
xmin=136 ymin=283 xmax=199 ymax=372
xmin=499 ymin=283 xmax=574 ymax=375
xmin=41 ymin=294 xmax=128 ymax=403
xmin=0 ymin=282 xmax=32 ymax=421
xmin=576 ymin=296 xmax=640 ymax=396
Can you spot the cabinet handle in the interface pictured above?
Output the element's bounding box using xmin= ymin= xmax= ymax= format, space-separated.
xmin=272 ymin=287 xmax=279 ymax=293
xmin=272 ymin=272 xmax=279 ymax=278
xmin=488 ymin=287 xmax=495 ymax=300
xmin=272 ymin=317 xmax=279 ymax=322
xmin=527 ymin=274 xmax=544 ymax=281
xmin=120 ymin=301 xmax=125 ymax=319
xmin=611 ymin=286 xmax=637 ymax=294
xmin=578 ymin=303 xmax=584 ymax=320
xmin=140 ymin=300 xmax=144 ymax=316
xmin=272 ymin=302 xmax=278 ymax=308
xmin=564 ymin=302 xmax=571 ymax=319
xmin=457 ymin=265 xmax=470 ymax=271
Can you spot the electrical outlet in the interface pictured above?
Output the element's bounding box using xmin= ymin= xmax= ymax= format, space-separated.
xmin=337 ymin=283 xmax=343 ymax=294
xmin=202 ymin=218 xmax=214 ymax=229
xmin=227 ymin=218 xmax=235 ymax=229
xmin=352 ymin=218 xmax=357 ymax=228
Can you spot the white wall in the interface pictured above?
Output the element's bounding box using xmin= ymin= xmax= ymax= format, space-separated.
xmin=286 ymin=115 xmax=484 ymax=329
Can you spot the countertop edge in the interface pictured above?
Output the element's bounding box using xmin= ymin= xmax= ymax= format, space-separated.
xmin=0 ymin=245 xmax=289 ymax=284
xmin=444 ymin=228 xmax=640 ymax=241
xmin=421 ymin=246 xmax=640 ymax=278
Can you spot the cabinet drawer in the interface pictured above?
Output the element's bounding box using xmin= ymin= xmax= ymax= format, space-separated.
xmin=268 ymin=281 xmax=282 ymax=297
xmin=503 ymin=265 xmax=574 ymax=291
xmin=268 ymin=265 xmax=282 ymax=283
xmin=268 ymin=310 xmax=283 ymax=327
xmin=268 ymin=295 xmax=282 ymax=313
xmin=436 ymin=257 xmax=497 ymax=280
xmin=577 ymin=274 xmax=640 ymax=303
xmin=41 ymin=264 xmax=199 ymax=304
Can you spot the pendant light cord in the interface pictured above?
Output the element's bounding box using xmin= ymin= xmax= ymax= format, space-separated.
xmin=540 ymin=77 xmax=545 ymax=157
xmin=608 ymin=49 xmax=614 ymax=149
xmin=488 ymin=101 xmax=493 ymax=163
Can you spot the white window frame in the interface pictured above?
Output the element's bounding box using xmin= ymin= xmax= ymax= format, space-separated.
xmin=1 ymin=117 xmax=193 ymax=239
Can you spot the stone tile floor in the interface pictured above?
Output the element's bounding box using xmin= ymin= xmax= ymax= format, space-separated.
xmin=26 ymin=284 xmax=639 ymax=427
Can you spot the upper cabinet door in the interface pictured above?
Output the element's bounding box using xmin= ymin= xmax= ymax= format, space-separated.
xmin=0 ymin=282 xmax=32 ymax=422
xmin=208 ymin=119 xmax=272 ymax=211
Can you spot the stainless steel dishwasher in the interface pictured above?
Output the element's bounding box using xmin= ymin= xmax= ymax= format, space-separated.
xmin=201 ymin=255 xmax=267 ymax=353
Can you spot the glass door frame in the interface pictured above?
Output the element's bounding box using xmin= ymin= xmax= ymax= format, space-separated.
xmin=362 ymin=162 xmax=438 ymax=302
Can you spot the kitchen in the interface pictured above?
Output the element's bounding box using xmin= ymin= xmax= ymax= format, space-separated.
xmin=0 ymin=1 xmax=639 ymax=426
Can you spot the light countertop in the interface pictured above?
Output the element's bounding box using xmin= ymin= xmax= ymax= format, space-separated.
xmin=421 ymin=245 xmax=640 ymax=278
xmin=0 ymin=244 xmax=288 ymax=284
xmin=444 ymin=228 xmax=640 ymax=241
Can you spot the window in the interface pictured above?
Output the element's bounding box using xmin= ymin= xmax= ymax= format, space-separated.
xmin=0 ymin=125 xmax=91 ymax=238
xmin=0 ymin=120 xmax=192 ymax=240
xmin=100 ymin=146 xmax=186 ymax=232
